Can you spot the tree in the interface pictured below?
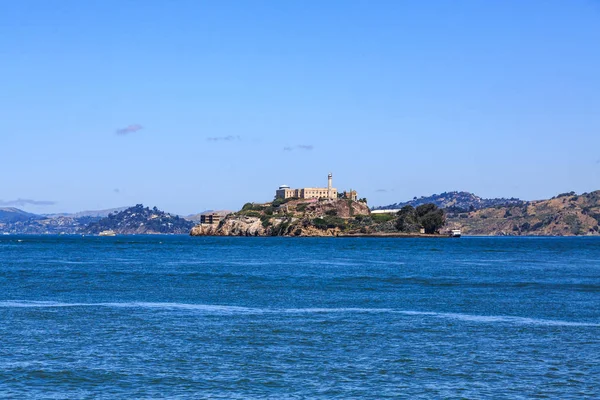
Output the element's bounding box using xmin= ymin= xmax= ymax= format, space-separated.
xmin=395 ymin=203 xmax=444 ymax=233
xmin=395 ymin=205 xmax=417 ymax=231
xmin=420 ymin=208 xmax=445 ymax=234
xmin=416 ymin=203 xmax=437 ymax=218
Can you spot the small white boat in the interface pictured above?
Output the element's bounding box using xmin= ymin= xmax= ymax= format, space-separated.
xmin=99 ymin=230 xmax=116 ymax=237
xmin=450 ymin=229 xmax=462 ymax=238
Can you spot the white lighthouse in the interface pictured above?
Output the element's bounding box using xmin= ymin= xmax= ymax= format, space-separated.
xmin=327 ymin=172 xmax=333 ymax=200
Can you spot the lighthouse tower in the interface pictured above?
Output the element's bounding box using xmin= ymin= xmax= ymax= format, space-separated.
xmin=327 ymin=172 xmax=333 ymax=200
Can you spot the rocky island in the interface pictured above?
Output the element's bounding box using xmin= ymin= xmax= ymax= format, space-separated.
xmin=190 ymin=197 xmax=445 ymax=237
xmin=191 ymin=172 xmax=446 ymax=237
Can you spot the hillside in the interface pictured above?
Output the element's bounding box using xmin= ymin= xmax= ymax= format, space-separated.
xmin=374 ymin=191 xmax=523 ymax=212
xmin=445 ymin=191 xmax=600 ymax=236
xmin=0 ymin=208 xmax=43 ymax=224
xmin=83 ymin=204 xmax=194 ymax=235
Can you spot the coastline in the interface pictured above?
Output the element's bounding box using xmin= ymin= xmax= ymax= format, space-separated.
xmin=336 ymin=233 xmax=450 ymax=238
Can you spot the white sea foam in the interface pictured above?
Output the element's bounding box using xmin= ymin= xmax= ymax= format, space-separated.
xmin=396 ymin=310 xmax=600 ymax=327
xmin=0 ymin=301 xmax=256 ymax=314
xmin=1 ymin=300 xmax=598 ymax=327
xmin=283 ymin=307 xmax=393 ymax=313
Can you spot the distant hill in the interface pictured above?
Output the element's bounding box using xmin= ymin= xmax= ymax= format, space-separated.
xmin=0 ymin=210 xmax=101 ymax=234
xmin=83 ymin=204 xmax=195 ymax=235
xmin=374 ymin=191 xmax=523 ymax=212
xmin=0 ymin=208 xmax=43 ymax=223
xmin=0 ymin=207 xmax=131 ymax=234
xmin=445 ymin=191 xmax=600 ymax=236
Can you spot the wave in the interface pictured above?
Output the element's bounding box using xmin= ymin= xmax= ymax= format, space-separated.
xmin=1 ymin=301 xmax=598 ymax=327
xmin=396 ymin=311 xmax=599 ymax=327
xmin=0 ymin=301 xmax=256 ymax=313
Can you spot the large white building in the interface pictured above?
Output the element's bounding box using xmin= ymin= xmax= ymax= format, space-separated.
xmin=276 ymin=173 xmax=338 ymax=200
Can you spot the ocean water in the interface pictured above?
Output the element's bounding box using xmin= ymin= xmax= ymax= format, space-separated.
xmin=1 ymin=236 xmax=599 ymax=399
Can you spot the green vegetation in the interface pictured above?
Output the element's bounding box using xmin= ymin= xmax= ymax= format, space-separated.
xmin=272 ymin=197 xmax=299 ymax=207
xmin=323 ymin=215 xmax=346 ymax=229
xmin=371 ymin=213 xmax=395 ymax=223
xmin=260 ymin=215 xmax=272 ymax=228
xmin=394 ymin=204 xmax=445 ymax=234
xmin=555 ymin=191 xmax=576 ymax=198
xmin=395 ymin=205 xmax=420 ymax=232
xmin=417 ymin=204 xmax=445 ymax=234
xmin=312 ymin=217 xmax=327 ymax=230
xmin=241 ymin=203 xmax=266 ymax=212
xmin=564 ymin=214 xmax=582 ymax=235
xmin=270 ymin=218 xmax=292 ymax=236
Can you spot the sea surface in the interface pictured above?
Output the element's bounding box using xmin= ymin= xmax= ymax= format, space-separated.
xmin=1 ymin=235 xmax=599 ymax=399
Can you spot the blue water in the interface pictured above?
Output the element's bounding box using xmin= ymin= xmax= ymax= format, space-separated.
xmin=1 ymin=236 xmax=599 ymax=398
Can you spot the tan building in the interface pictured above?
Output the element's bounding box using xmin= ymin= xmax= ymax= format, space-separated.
xmin=276 ymin=173 xmax=338 ymax=200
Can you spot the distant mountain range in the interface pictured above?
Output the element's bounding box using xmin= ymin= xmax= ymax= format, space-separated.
xmin=42 ymin=207 xmax=129 ymax=219
xmin=373 ymin=191 xmax=523 ymax=212
xmin=0 ymin=207 xmax=43 ymax=224
xmin=0 ymin=207 xmax=113 ymax=234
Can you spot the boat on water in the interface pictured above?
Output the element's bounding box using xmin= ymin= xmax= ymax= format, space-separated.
xmin=99 ymin=230 xmax=116 ymax=237
xmin=450 ymin=229 xmax=462 ymax=238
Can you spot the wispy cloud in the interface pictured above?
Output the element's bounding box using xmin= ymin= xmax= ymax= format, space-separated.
xmin=0 ymin=198 xmax=56 ymax=207
xmin=113 ymin=188 xmax=120 ymax=193
xmin=207 ymin=135 xmax=241 ymax=142
xmin=284 ymin=144 xmax=314 ymax=151
xmin=115 ymin=124 xmax=143 ymax=135
xmin=375 ymin=189 xmax=388 ymax=193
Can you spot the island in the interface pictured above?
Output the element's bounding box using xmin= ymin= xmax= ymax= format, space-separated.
xmin=190 ymin=173 xmax=446 ymax=237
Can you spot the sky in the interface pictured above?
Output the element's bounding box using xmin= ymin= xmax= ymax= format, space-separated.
xmin=1 ymin=0 xmax=599 ymax=215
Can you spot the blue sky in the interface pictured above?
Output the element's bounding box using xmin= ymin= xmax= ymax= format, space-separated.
xmin=1 ymin=0 xmax=599 ymax=215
